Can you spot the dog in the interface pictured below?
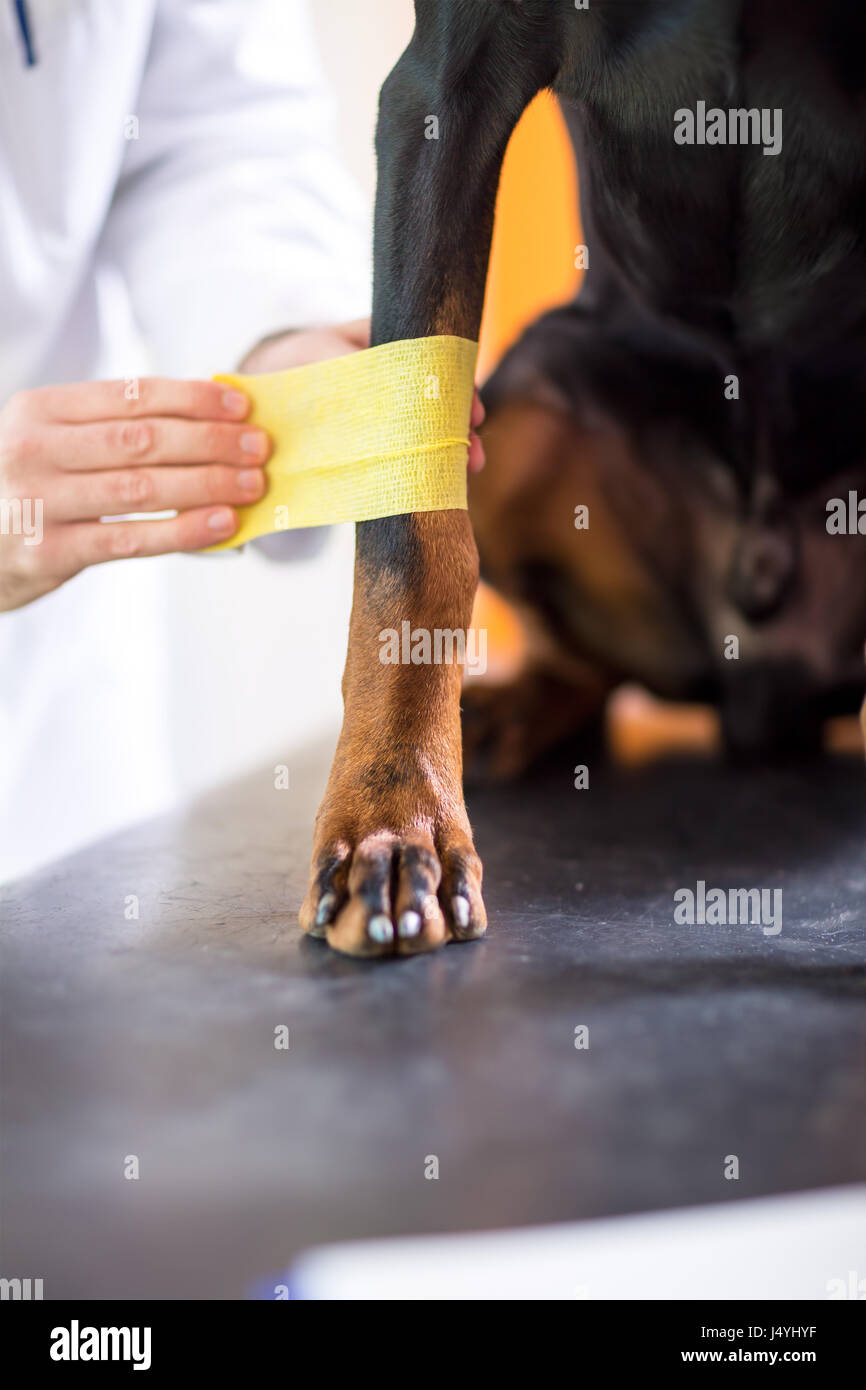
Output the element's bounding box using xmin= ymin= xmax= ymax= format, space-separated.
xmin=300 ymin=0 xmax=866 ymax=957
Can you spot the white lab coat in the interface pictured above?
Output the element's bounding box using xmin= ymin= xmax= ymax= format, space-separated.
xmin=0 ymin=0 xmax=371 ymax=882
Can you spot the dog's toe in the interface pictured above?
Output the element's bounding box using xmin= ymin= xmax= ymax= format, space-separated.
xmin=301 ymin=827 xmax=485 ymax=959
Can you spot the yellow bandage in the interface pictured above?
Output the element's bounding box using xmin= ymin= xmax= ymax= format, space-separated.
xmin=208 ymin=335 xmax=478 ymax=549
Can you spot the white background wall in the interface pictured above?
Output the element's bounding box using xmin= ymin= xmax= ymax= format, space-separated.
xmin=2 ymin=2 xmax=418 ymax=882
xmin=313 ymin=1 xmax=414 ymax=204
xmin=158 ymin=2 xmax=416 ymax=806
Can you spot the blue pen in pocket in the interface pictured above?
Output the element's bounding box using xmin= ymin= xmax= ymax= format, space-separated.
xmin=13 ymin=0 xmax=37 ymax=66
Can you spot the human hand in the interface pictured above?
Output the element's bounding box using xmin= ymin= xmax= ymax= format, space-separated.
xmin=0 ymin=378 xmax=271 ymax=613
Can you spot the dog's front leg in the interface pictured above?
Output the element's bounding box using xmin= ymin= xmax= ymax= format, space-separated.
xmin=300 ymin=1 xmax=562 ymax=956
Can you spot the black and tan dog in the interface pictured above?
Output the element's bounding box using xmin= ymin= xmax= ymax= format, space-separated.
xmin=301 ymin=0 xmax=866 ymax=957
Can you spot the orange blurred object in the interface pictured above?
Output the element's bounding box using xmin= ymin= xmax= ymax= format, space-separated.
xmin=472 ymin=92 xmax=582 ymax=662
xmin=607 ymin=689 xmax=720 ymax=764
xmin=477 ymin=92 xmax=583 ymax=381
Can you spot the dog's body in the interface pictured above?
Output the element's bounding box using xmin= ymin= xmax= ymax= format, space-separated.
xmin=301 ymin=0 xmax=866 ymax=955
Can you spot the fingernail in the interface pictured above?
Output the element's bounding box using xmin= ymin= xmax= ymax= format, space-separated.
xmin=237 ymin=468 xmax=264 ymax=493
xmin=207 ymin=508 xmax=236 ymax=533
xmin=452 ymin=895 xmax=471 ymax=929
xmin=368 ymin=915 xmax=394 ymax=944
xmin=316 ymin=892 xmax=337 ymax=926
xmin=240 ymin=430 xmax=268 ymax=459
xmin=398 ymin=910 xmax=422 ymax=939
xmin=221 ymin=389 xmax=249 ymax=417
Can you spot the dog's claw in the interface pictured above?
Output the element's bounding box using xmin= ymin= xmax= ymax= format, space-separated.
xmin=398 ymin=910 xmax=422 ymax=938
xmin=368 ymin=914 xmax=394 ymax=945
xmin=315 ymin=892 xmax=338 ymax=928
xmin=451 ymin=894 xmax=471 ymax=930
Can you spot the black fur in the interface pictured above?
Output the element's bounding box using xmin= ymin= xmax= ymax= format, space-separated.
xmin=362 ymin=0 xmax=866 ymax=755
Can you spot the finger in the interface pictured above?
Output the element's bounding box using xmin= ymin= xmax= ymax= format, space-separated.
xmin=49 ymin=463 xmax=267 ymax=523
xmin=471 ymin=390 xmax=485 ymax=429
xmin=468 ymin=430 xmax=486 ymax=473
xmin=48 ymin=419 xmax=270 ymax=472
xmin=30 ymin=378 xmax=252 ymax=425
xmin=344 ymin=318 xmax=372 ymax=349
xmin=58 ymin=507 xmax=240 ymax=570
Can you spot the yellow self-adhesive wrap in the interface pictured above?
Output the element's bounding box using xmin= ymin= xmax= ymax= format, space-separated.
xmin=208 ymin=335 xmax=478 ymax=549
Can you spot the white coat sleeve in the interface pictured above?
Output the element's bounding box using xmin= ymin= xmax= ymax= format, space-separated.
xmin=102 ymin=0 xmax=371 ymax=377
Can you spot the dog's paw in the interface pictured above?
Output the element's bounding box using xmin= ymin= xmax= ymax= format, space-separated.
xmin=462 ymin=667 xmax=606 ymax=784
xmin=300 ymin=824 xmax=486 ymax=959
xmin=462 ymin=678 xmax=542 ymax=783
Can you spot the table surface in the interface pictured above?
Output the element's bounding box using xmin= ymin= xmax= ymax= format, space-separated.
xmin=2 ymin=740 xmax=865 ymax=1299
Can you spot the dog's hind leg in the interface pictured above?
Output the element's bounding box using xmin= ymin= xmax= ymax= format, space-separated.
xmin=299 ymin=2 xmax=564 ymax=956
xmin=462 ymin=367 xmax=714 ymax=780
xmin=462 ymin=656 xmax=612 ymax=783
xmin=463 ymin=396 xmax=619 ymax=782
